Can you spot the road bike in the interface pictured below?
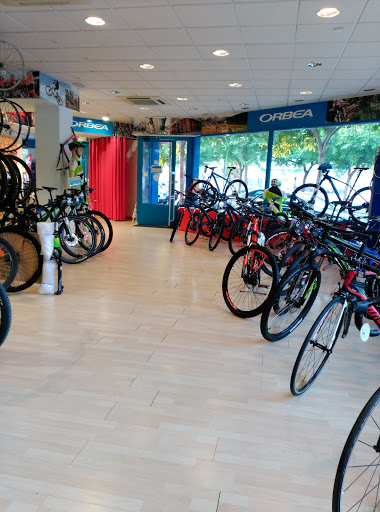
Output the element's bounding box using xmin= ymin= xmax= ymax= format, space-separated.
xmin=290 ymin=162 xmax=371 ymax=225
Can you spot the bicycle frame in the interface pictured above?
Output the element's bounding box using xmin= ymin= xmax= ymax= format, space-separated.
xmin=318 ymin=170 xmax=363 ymax=203
xmin=204 ymin=166 xmax=235 ymax=195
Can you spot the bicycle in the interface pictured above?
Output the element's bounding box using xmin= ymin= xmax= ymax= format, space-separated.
xmin=45 ymin=80 xmax=63 ymax=106
xmin=189 ymin=165 xmax=248 ymax=205
xmin=290 ymin=162 xmax=371 ymax=226
xmin=290 ymin=241 xmax=380 ymax=396
xmin=332 ymin=386 xmax=380 ymax=512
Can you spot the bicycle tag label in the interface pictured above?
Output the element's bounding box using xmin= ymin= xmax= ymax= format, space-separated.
xmin=360 ymin=322 xmax=370 ymax=342
xmin=355 ymin=268 xmax=367 ymax=284
xmin=69 ymin=177 xmax=82 ymax=188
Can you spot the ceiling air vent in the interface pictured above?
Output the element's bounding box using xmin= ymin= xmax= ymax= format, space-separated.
xmin=117 ymin=97 xmax=166 ymax=106
xmin=1 ymin=0 xmax=89 ymax=5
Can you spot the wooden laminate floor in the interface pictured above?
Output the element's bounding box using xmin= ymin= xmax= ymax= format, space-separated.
xmin=1 ymin=221 xmax=379 ymax=512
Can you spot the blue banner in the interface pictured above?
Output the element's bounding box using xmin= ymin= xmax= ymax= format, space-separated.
xmin=39 ymin=72 xmax=79 ymax=111
xmin=72 ymin=117 xmax=114 ymax=136
xmin=247 ymin=102 xmax=328 ymax=132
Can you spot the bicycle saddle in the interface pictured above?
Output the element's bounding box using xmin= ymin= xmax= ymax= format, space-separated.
xmin=318 ymin=162 xmax=332 ymax=171
xmin=42 ymin=186 xmax=58 ymax=191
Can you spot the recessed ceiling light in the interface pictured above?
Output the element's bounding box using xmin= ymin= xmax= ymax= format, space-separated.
xmin=109 ymin=90 xmax=120 ymax=94
xmin=177 ymin=97 xmax=187 ymax=101
xmin=363 ymin=88 xmax=376 ymax=92
xmin=239 ymin=103 xmax=249 ymax=106
xmin=140 ymin=64 xmax=154 ymax=69
xmin=300 ymin=90 xmax=313 ymax=94
xmin=85 ymin=16 xmax=105 ymax=26
xmin=102 ymin=116 xmax=110 ymax=121
xmin=87 ymin=119 xmax=92 ymax=122
xmin=140 ymin=107 xmax=149 ymax=110
xmin=229 ymin=83 xmax=242 ymax=87
xmin=317 ymin=7 xmax=340 ymax=18
xmin=307 ymin=61 xmax=322 ymax=67
xmin=213 ymin=49 xmax=229 ymax=57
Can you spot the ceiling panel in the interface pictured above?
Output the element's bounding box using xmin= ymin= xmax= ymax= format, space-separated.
xmin=245 ymin=44 xmax=293 ymax=59
xmin=85 ymin=29 xmax=145 ymax=47
xmin=235 ymin=2 xmax=298 ymax=26
xmin=173 ymin=3 xmax=235 ymax=27
xmin=291 ymin=68 xmax=333 ymax=79
xmin=75 ymin=46 xmax=156 ymax=60
xmin=156 ymin=59 xmax=208 ymax=71
xmin=135 ymin=28 xmax=192 ymax=46
xmin=350 ymin=22 xmax=380 ymax=42
xmin=240 ymin=25 xmax=294 ymax=45
xmin=149 ymin=45 xmax=200 ymax=59
xmin=296 ymin=23 xmax=353 ymax=43
xmin=173 ymin=70 xmax=213 ymax=81
xmin=254 ymin=79 xmax=290 ymax=89
xmin=22 ymin=48 xmax=77 ymax=62
xmin=358 ymin=0 xmax=380 ymax=23
xmin=297 ymin=0 xmax=368 ymax=25
xmin=0 ymin=13 xmax=32 ymax=32
xmin=294 ymin=42 xmax=345 ymax=58
xmin=0 ymin=31 xmax=57 ymax=49
xmin=211 ymin=70 xmax=251 ymax=81
xmin=248 ymin=58 xmax=291 ymax=70
xmin=57 ymin=8 xmax=128 ymax=31
xmin=6 ymin=10 xmax=78 ymax=32
xmin=343 ymin=42 xmax=380 ymax=57
xmin=187 ymin=27 xmax=242 ymax=45
xmin=115 ymin=6 xmax=181 ymax=29
xmin=206 ymin=58 xmax=249 ymax=71
xmin=40 ymin=31 xmax=100 ymax=49
xmin=253 ymin=70 xmax=291 ymax=79
xmin=336 ymin=57 xmax=380 ymax=70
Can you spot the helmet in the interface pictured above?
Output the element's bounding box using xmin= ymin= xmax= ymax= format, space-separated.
xmin=271 ymin=178 xmax=281 ymax=187
xmin=69 ymin=141 xmax=85 ymax=150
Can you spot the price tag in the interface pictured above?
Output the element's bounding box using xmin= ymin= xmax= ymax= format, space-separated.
xmin=69 ymin=177 xmax=82 ymax=188
xmin=360 ymin=322 xmax=370 ymax=342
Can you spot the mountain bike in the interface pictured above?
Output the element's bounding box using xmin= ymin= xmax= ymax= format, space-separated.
xmin=45 ymin=82 xmax=63 ymax=106
xmin=290 ymin=163 xmax=371 ymax=225
xmin=189 ymin=165 xmax=248 ymax=206
xmin=332 ymin=386 xmax=380 ymax=512
xmin=290 ymin=241 xmax=380 ymax=396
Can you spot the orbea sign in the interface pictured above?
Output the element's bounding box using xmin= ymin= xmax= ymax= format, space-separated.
xmin=72 ymin=117 xmax=114 ymax=136
xmin=259 ymin=109 xmax=313 ymax=123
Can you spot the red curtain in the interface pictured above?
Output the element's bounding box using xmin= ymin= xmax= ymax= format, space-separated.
xmin=88 ymin=137 xmax=137 ymax=221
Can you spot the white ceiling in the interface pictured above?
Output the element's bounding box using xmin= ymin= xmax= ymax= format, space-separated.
xmin=1 ymin=0 xmax=380 ymax=122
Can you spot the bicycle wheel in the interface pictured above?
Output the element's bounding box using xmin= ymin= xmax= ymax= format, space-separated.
xmin=200 ymin=208 xmax=216 ymax=237
xmin=348 ymin=187 xmax=371 ymax=226
xmin=228 ymin=216 xmax=249 ymax=255
xmin=81 ymin=210 xmax=113 ymax=252
xmin=0 ymin=282 xmax=12 ymax=347
xmin=209 ymin=212 xmax=225 ymax=251
xmin=222 ymin=244 xmax=279 ymax=318
xmin=0 ymin=235 xmax=18 ymax=290
xmin=59 ymin=216 xmax=96 ymax=263
xmin=185 ymin=212 xmax=201 ymax=245
xmin=221 ymin=210 xmax=238 ymax=241
xmin=332 ymin=386 xmax=380 ymax=512
xmin=225 ymin=179 xmax=248 ymax=200
xmin=0 ymin=227 xmax=43 ymax=292
xmin=56 ymin=94 xmax=63 ymax=106
xmin=0 ymin=41 xmax=24 ymax=92
xmin=45 ymin=85 xmax=53 ymax=96
xmin=260 ymin=264 xmax=321 ymax=341
xmin=10 ymin=154 xmax=33 ymax=202
xmin=188 ymin=180 xmax=217 ymax=207
xmin=290 ymin=296 xmax=346 ymax=396
xmin=265 ymin=228 xmax=298 ymax=262
xmin=0 ymin=100 xmax=22 ymax=151
xmin=290 ymin=184 xmax=329 ymax=216
xmin=170 ymin=208 xmax=184 ymax=242
xmin=81 ymin=214 xmax=105 ymax=255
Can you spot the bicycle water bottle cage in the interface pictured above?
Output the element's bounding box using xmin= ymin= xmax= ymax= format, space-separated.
xmin=318 ymin=162 xmax=332 ymax=172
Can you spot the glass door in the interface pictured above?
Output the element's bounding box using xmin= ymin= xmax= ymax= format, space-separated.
xmin=137 ymin=137 xmax=190 ymax=226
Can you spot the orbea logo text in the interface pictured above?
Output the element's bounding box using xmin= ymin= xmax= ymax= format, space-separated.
xmin=259 ymin=109 xmax=313 ymax=122
xmin=73 ymin=121 xmax=110 ymax=130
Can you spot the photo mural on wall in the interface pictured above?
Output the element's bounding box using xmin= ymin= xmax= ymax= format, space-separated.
xmin=130 ymin=117 xmax=202 ymax=136
xmin=201 ymin=112 xmax=248 ymax=135
xmin=0 ymin=71 xmax=39 ymax=99
xmin=326 ymin=94 xmax=380 ymax=123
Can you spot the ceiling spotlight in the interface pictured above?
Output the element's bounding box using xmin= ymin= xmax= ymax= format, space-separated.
xmin=317 ymin=7 xmax=340 ymax=18
xmin=140 ymin=107 xmax=149 ymax=110
xmin=300 ymin=90 xmax=313 ymax=94
xmin=102 ymin=116 xmax=110 ymax=121
xmin=85 ymin=16 xmax=105 ymax=26
xmin=140 ymin=64 xmax=154 ymax=69
xmin=307 ymin=61 xmax=322 ymax=67
xmin=229 ymin=83 xmax=242 ymax=87
xmin=177 ymin=97 xmax=187 ymax=101
xmin=213 ymin=49 xmax=229 ymax=57
xmin=109 ymin=90 xmax=120 ymax=94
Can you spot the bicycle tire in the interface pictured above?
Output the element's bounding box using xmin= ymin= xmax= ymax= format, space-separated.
xmin=81 ymin=214 xmax=105 ymax=255
xmin=0 ymin=282 xmax=12 ymax=347
xmin=0 ymin=235 xmax=18 ymax=290
xmin=80 ymin=209 xmax=113 ymax=252
xmin=0 ymin=100 xmax=22 ymax=151
xmin=0 ymin=227 xmax=43 ymax=292
xmin=3 ymin=101 xmax=31 ymax=153
xmin=228 ymin=215 xmax=249 ymax=255
xmin=332 ymin=386 xmax=380 ymax=512
xmin=209 ymin=212 xmax=225 ymax=251
xmin=188 ymin=180 xmax=218 ymax=207
xmin=57 ymin=95 xmax=63 ymax=106
xmin=265 ymin=227 xmax=298 ymax=262
xmin=10 ymin=154 xmax=33 ymax=203
xmin=200 ymin=208 xmax=216 ymax=237
xmin=225 ymin=179 xmax=248 ymax=200
xmin=170 ymin=208 xmax=184 ymax=242
xmin=290 ymin=296 xmax=346 ymax=396
xmin=222 ymin=244 xmax=279 ymax=318
xmin=221 ymin=210 xmax=238 ymax=241
xmin=59 ymin=216 xmax=96 ymax=263
xmin=290 ymin=184 xmax=329 ymax=217
xmin=45 ymin=86 xmax=53 ymax=96
xmin=260 ymin=264 xmax=321 ymax=342
xmin=348 ymin=187 xmax=371 ymax=226
xmin=185 ymin=212 xmax=201 ymax=245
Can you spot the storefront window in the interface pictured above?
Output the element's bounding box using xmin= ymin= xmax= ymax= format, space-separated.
xmin=199 ymin=132 xmax=269 ymax=196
